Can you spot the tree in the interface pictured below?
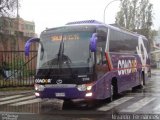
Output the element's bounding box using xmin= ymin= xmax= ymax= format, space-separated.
xmin=0 ymin=0 xmax=19 ymax=51
xmin=115 ymin=0 xmax=153 ymax=39
xmin=0 ymin=0 xmax=18 ymax=17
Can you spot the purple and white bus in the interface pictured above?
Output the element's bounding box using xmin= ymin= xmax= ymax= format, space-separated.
xmin=25 ymin=20 xmax=151 ymax=101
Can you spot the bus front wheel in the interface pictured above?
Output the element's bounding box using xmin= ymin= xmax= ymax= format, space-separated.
xmin=110 ymin=78 xmax=118 ymax=101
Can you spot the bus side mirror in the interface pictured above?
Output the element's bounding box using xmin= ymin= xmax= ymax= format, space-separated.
xmin=25 ymin=38 xmax=41 ymax=56
xmin=90 ymin=33 xmax=97 ymax=52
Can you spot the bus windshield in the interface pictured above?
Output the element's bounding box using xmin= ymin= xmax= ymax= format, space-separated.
xmin=37 ymin=26 xmax=95 ymax=69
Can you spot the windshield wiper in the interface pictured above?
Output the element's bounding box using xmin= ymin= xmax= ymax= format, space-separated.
xmin=57 ymin=38 xmax=64 ymax=68
xmin=57 ymin=37 xmax=73 ymax=76
xmin=41 ymin=39 xmax=71 ymax=68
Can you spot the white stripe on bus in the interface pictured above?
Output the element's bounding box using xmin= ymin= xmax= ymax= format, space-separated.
xmin=120 ymin=97 xmax=155 ymax=113
xmin=10 ymin=98 xmax=42 ymax=106
xmin=0 ymin=95 xmax=35 ymax=105
xmin=97 ymin=97 xmax=134 ymax=111
xmin=0 ymin=95 xmax=24 ymax=101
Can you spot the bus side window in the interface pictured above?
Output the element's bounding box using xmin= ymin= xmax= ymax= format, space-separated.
xmin=96 ymin=27 xmax=108 ymax=65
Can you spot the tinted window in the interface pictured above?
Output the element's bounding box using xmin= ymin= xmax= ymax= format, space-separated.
xmin=38 ymin=29 xmax=94 ymax=69
xmin=96 ymin=27 xmax=108 ymax=64
xmin=109 ymin=29 xmax=138 ymax=54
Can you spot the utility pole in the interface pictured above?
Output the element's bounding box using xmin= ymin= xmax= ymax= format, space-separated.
xmin=103 ymin=0 xmax=120 ymax=24
xmin=17 ymin=0 xmax=19 ymax=18
xmin=16 ymin=0 xmax=19 ymax=51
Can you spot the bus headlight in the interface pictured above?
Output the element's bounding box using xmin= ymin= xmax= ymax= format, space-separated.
xmin=77 ymin=84 xmax=87 ymax=91
xmin=86 ymin=85 xmax=92 ymax=91
xmin=77 ymin=84 xmax=92 ymax=91
xmin=34 ymin=84 xmax=45 ymax=91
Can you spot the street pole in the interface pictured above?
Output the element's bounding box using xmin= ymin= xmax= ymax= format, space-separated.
xmin=17 ymin=0 xmax=19 ymax=51
xmin=103 ymin=0 xmax=120 ymax=24
xmin=17 ymin=0 xmax=19 ymax=18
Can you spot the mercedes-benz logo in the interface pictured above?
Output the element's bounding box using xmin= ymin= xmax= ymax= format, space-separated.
xmin=56 ymin=79 xmax=62 ymax=84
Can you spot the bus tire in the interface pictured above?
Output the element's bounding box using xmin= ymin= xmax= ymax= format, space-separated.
xmin=132 ymin=72 xmax=145 ymax=90
xmin=139 ymin=72 xmax=145 ymax=88
xmin=110 ymin=84 xmax=113 ymax=102
xmin=110 ymin=78 xmax=118 ymax=101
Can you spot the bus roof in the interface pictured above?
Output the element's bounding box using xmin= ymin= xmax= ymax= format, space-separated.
xmin=41 ymin=20 xmax=147 ymax=40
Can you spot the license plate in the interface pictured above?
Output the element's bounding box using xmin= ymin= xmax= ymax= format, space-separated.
xmin=55 ymin=93 xmax=65 ymax=97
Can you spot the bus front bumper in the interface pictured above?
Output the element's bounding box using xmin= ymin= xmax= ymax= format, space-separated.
xmin=34 ymin=85 xmax=94 ymax=99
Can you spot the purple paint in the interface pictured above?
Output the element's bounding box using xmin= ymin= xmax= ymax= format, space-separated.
xmin=90 ymin=33 xmax=97 ymax=52
xmin=35 ymin=74 xmax=113 ymax=100
xmin=25 ymin=38 xmax=40 ymax=56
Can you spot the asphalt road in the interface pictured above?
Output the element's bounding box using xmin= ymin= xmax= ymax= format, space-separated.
xmin=0 ymin=69 xmax=160 ymax=120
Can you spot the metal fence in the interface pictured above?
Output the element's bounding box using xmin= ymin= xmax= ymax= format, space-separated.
xmin=0 ymin=51 xmax=37 ymax=88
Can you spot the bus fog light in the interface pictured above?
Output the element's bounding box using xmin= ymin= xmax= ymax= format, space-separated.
xmin=35 ymin=92 xmax=40 ymax=96
xmin=85 ymin=92 xmax=93 ymax=97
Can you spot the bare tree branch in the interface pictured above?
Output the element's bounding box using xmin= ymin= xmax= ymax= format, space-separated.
xmin=0 ymin=0 xmax=18 ymax=17
xmin=0 ymin=0 xmax=19 ymax=51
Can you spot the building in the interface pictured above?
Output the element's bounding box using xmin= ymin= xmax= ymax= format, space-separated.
xmin=0 ymin=17 xmax=37 ymax=74
xmin=0 ymin=17 xmax=35 ymax=37
xmin=0 ymin=17 xmax=37 ymax=51
xmin=18 ymin=18 xmax=35 ymax=37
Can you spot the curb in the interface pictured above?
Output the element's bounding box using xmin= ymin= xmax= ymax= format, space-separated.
xmin=0 ymin=90 xmax=34 ymax=96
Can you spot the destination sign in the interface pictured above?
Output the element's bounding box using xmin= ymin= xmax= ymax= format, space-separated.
xmin=51 ymin=35 xmax=62 ymax=41
xmin=51 ymin=34 xmax=79 ymax=41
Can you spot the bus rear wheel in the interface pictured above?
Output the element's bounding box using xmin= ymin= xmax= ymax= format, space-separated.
xmin=140 ymin=72 xmax=145 ymax=88
xmin=134 ymin=72 xmax=145 ymax=89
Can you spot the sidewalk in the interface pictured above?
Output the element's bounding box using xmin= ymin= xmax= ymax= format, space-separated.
xmin=0 ymin=90 xmax=34 ymax=96
xmin=151 ymin=69 xmax=160 ymax=75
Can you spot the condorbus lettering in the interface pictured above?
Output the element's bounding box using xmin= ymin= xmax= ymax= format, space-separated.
xmin=118 ymin=59 xmax=137 ymax=75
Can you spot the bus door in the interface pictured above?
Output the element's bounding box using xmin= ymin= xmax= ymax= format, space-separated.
xmin=95 ymin=27 xmax=109 ymax=79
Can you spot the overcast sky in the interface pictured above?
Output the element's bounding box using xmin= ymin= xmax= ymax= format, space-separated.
xmin=19 ymin=0 xmax=160 ymax=35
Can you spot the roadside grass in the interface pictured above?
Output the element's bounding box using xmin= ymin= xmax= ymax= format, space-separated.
xmin=0 ymin=78 xmax=34 ymax=86
xmin=0 ymin=79 xmax=34 ymax=91
xmin=0 ymin=86 xmax=34 ymax=91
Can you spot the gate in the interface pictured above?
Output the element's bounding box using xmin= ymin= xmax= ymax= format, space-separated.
xmin=0 ymin=51 xmax=37 ymax=88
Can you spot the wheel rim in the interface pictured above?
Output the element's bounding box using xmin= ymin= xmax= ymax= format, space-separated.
xmin=110 ymin=84 xmax=114 ymax=101
xmin=141 ymin=74 xmax=144 ymax=86
xmin=111 ymin=85 xmax=113 ymax=96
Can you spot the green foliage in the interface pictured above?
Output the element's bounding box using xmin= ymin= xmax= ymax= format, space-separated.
xmin=0 ymin=57 xmax=35 ymax=79
xmin=115 ymin=0 xmax=153 ymax=39
xmin=9 ymin=57 xmax=35 ymax=78
xmin=9 ymin=57 xmax=25 ymax=70
xmin=0 ymin=87 xmax=34 ymax=91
